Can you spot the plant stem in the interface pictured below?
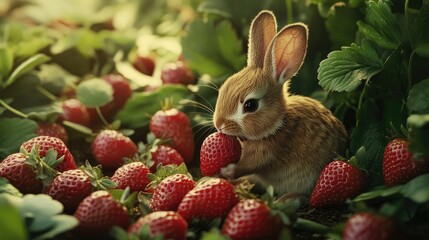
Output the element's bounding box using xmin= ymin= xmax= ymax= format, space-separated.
xmin=357 ymin=79 xmax=369 ymax=112
xmin=0 ymin=99 xmax=28 ymax=118
xmin=286 ymin=0 xmax=293 ymax=24
xmin=293 ymin=217 xmax=330 ymax=234
xmin=36 ymin=86 xmax=59 ymax=102
xmin=95 ymin=106 xmax=110 ymax=127
xmin=407 ymin=50 xmax=415 ymax=92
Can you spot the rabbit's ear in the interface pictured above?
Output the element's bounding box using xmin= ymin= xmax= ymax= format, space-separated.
xmin=247 ymin=11 xmax=277 ymax=68
xmin=264 ymin=23 xmax=308 ymax=84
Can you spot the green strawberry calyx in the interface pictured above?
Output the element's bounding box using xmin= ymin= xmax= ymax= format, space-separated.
xmin=80 ymin=160 xmax=117 ymax=190
xmin=20 ymin=145 xmax=61 ymax=187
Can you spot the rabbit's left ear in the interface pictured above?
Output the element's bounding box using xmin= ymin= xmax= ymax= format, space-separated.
xmin=264 ymin=23 xmax=308 ymax=84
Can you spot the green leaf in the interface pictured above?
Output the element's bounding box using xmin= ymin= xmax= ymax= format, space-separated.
xmin=378 ymin=198 xmax=418 ymax=221
xmin=357 ymin=0 xmax=402 ymax=49
xmin=62 ymin=120 xmax=94 ymax=135
xmin=407 ymin=78 xmax=429 ymax=113
xmin=51 ymin=28 xmax=104 ymax=57
xmin=4 ymin=54 xmax=51 ymax=89
xmin=350 ymin=101 xmax=387 ymax=186
xmin=407 ymin=114 xmax=429 ymax=156
xmin=0 ymin=194 xmax=27 ymax=240
xmin=197 ymin=0 xmax=273 ymax=33
xmin=325 ymin=4 xmax=359 ymax=49
xmin=181 ymin=19 xmax=246 ymax=77
xmin=407 ymin=0 xmax=429 ymax=57
xmin=23 ymin=104 xmax=63 ymax=123
xmin=318 ymin=40 xmax=384 ymax=92
xmin=18 ymin=194 xmax=78 ymax=239
xmin=115 ymin=84 xmax=192 ymax=129
xmin=401 ymin=173 xmax=429 ymax=203
xmin=0 ymin=46 xmax=14 ymax=83
xmin=21 ymin=194 xmax=63 ymax=232
xmin=76 ymin=78 xmax=113 ymax=107
xmin=353 ymin=185 xmax=402 ymax=203
xmin=0 ymin=177 xmax=23 ymax=197
xmin=0 ymin=118 xmax=37 ymax=159
xmin=32 ymin=215 xmax=78 ymax=240
xmin=12 ymin=38 xmax=54 ymax=61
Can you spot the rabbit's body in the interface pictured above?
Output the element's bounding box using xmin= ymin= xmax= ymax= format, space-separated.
xmin=232 ymin=93 xmax=347 ymax=195
xmin=214 ymin=11 xmax=347 ymax=198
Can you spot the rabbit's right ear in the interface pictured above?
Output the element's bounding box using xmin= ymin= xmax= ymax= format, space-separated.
xmin=247 ymin=11 xmax=277 ymax=68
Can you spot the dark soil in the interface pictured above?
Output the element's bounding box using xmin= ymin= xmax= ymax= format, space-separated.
xmin=294 ymin=206 xmax=351 ymax=240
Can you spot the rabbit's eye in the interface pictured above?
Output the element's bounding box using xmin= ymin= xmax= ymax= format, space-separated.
xmin=243 ymin=98 xmax=259 ymax=113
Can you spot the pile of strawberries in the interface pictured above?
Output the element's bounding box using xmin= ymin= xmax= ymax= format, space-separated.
xmin=1 ymin=68 xmax=429 ymax=239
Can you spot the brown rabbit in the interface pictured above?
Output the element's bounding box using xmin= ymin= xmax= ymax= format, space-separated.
xmin=213 ymin=11 xmax=348 ymax=201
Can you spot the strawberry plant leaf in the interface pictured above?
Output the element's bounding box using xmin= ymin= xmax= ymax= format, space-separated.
xmin=0 ymin=117 xmax=37 ymax=159
xmin=0 ymin=194 xmax=27 ymax=240
xmin=401 ymin=173 xmax=429 ymax=203
xmin=0 ymin=46 xmax=13 ymax=83
xmin=20 ymin=194 xmax=78 ymax=239
xmin=23 ymin=104 xmax=63 ymax=123
xmin=21 ymin=194 xmax=63 ymax=228
xmin=76 ymin=78 xmax=113 ymax=108
xmin=4 ymin=53 xmax=50 ymax=89
xmin=352 ymin=185 xmax=403 ymax=203
xmin=407 ymin=114 xmax=429 ymax=156
xmin=325 ymin=4 xmax=359 ymax=49
xmin=216 ymin=21 xmax=247 ymax=71
xmin=407 ymin=0 xmax=429 ymax=57
xmin=115 ymin=84 xmax=191 ymax=129
xmin=357 ymin=0 xmax=402 ymax=50
xmin=350 ymin=100 xmax=387 ymax=187
xmin=0 ymin=177 xmax=23 ymax=197
xmin=378 ymin=198 xmax=418 ymax=221
xmin=317 ymin=40 xmax=384 ymax=92
xmin=181 ymin=19 xmax=246 ymax=77
xmin=33 ymin=215 xmax=78 ymax=240
xmin=407 ymin=78 xmax=429 ymax=114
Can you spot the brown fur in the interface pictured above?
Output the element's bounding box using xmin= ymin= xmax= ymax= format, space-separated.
xmin=213 ymin=11 xmax=348 ymax=198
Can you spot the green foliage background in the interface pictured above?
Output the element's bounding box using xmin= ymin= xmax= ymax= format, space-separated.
xmin=1 ymin=0 xmax=429 ymax=238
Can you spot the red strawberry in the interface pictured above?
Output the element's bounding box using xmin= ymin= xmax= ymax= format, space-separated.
xmin=45 ymin=169 xmax=93 ymax=212
xmin=44 ymin=164 xmax=115 ymax=213
xmin=88 ymin=74 xmax=132 ymax=123
xmin=91 ymin=130 xmax=138 ymax=169
xmin=200 ymin=132 xmax=241 ymax=176
xmin=103 ymin=74 xmax=132 ymax=109
xmin=36 ymin=123 xmax=69 ymax=144
xmin=150 ymin=145 xmax=185 ymax=172
xmin=383 ymin=138 xmax=429 ymax=186
xmin=177 ymin=177 xmax=239 ymax=222
xmin=128 ymin=211 xmax=187 ymax=240
xmin=221 ymin=199 xmax=282 ymax=239
xmin=161 ymin=61 xmax=195 ymax=85
xmin=150 ymin=108 xmax=194 ymax=164
xmin=111 ymin=162 xmax=150 ymax=192
xmin=59 ymin=98 xmax=91 ymax=126
xmin=150 ymin=174 xmax=195 ymax=211
xmin=21 ymin=136 xmax=76 ymax=172
xmin=132 ymin=55 xmax=155 ymax=76
xmin=309 ymin=160 xmax=365 ymax=208
xmin=0 ymin=153 xmax=43 ymax=194
xmin=74 ymin=190 xmax=130 ymax=237
xmin=343 ymin=212 xmax=406 ymax=240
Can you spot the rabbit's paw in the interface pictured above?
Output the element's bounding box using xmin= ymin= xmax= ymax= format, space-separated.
xmin=221 ymin=163 xmax=236 ymax=179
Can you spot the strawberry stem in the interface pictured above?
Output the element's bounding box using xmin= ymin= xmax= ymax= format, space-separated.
xmin=293 ymin=218 xmax=330 ymax=234
xmin=95 ymin=106 xmax=110 ymax=128
xmin=0 ymin=99 xmax=28 ymax=118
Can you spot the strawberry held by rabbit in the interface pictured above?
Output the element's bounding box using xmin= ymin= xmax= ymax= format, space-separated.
xmin=214 ymin=11 xmax=347 ymax=199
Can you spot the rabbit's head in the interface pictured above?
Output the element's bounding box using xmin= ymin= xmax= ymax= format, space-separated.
xmin=214 ymin=11 xmax=308 ymax=140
